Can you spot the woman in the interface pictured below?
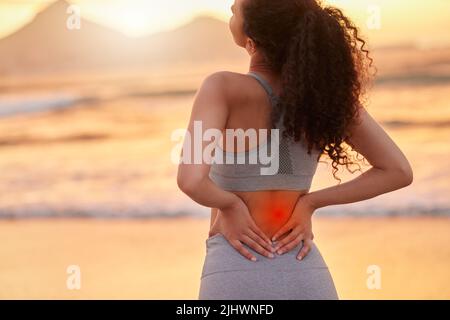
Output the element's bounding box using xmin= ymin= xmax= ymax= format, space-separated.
xmin=177 ymin=0 xmax=413 ymax=300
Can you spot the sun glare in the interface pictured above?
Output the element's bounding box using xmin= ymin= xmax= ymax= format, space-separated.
xmin=111 ymin=6 xmax=153 ymax=36
xmin=78 ymin=0 xmax=232 ymax=37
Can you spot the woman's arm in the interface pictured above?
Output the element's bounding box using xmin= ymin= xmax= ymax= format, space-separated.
xmin=271 ymin=106 xmax=414 ymax=259
xmin=303 ymin=106 xmax=414 ymax=210
xmin=177 ymin=72 xmax=238 ymax=208
xmin=177 ymin=72 xmax=273 ymax=261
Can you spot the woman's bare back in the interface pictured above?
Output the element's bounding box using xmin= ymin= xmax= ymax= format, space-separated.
xmin=208 ymin=72 xmax=309 ymax=240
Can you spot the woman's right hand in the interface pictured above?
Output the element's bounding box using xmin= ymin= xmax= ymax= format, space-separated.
xmin=209 ymin=197 xmax=276 ymax=261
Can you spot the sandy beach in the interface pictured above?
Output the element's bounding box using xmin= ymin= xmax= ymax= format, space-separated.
xmin=0 ymin=216 xmax=448 ymax=299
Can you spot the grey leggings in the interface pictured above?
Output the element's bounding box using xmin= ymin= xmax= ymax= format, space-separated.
xmin=198 ymin=233 xmax=339 ymax=300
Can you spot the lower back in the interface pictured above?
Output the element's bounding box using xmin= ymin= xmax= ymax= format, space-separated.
xmin=210 ymin=190 xmax=308 ymax=241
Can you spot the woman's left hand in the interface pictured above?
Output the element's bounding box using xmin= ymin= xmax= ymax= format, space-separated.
xmin=271 ymin=195 xmax=316 ymax=260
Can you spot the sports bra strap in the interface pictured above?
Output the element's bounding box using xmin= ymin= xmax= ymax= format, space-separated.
xmin=247 ymin=72 xmax=279 ymax=103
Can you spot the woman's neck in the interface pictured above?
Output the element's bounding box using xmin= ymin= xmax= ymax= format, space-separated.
xmin=248 ymin=52 xmax=273 ymax=75
xmin=248 ymin=52 xmax=281 ymax=94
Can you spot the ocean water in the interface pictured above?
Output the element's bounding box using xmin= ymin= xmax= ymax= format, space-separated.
xmin=0 ymin=69 xmax=449 ymax=218
xmin=0 ymin=93 xmax=82 ymax=117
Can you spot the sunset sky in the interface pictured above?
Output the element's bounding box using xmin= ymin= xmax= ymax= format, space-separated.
xmin=0 ymin=0 xmax=449 ymax=47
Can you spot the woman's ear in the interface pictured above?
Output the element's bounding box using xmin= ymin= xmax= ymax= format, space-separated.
xmin=245 ymin=38 xmax=257 ymax=55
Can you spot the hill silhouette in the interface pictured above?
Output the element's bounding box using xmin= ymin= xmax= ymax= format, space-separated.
xmin=0 ymin=0 xmax=246 ymax=74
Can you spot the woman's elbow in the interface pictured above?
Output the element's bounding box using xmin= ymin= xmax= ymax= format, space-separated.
xmin=177 ymin=170 xmax=202 ymax=195
xmin=396 ymin=161 xmax=414 ymax=187
xmin=177 ymin=173 xmax=193 ymax=194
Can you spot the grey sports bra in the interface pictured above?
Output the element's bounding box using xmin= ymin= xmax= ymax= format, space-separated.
xmin=209 ymin=71 xmax=322 ymax=192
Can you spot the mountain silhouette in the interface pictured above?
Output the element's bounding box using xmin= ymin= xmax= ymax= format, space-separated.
xmin=0 ymin=0 xmax=246 ymax=75
xmin=140 ymin=15 xmax=246 ymax=65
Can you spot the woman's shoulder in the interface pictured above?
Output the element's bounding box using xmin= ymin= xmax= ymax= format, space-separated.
xmin=199 ymin=71 xmax=253 ymax=103
xmin=201 ymin=71 xmax=249 ymax=86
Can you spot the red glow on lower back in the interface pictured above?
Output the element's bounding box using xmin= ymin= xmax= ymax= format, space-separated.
xmin=268 ymin=202 xmax=291 ymax=224
xmin=273 ymin=208 xmax=283 ymax=220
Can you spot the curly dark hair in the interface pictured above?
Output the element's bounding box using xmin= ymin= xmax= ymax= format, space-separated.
xmin=242 ymin=0 xmax=375 ymax=182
